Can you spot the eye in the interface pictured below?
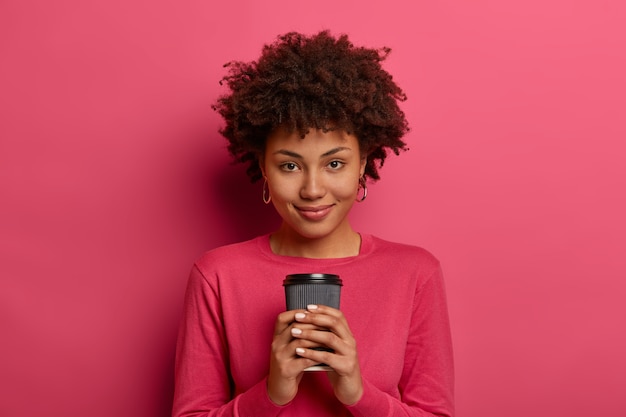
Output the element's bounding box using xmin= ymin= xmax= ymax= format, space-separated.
xmin=328 ymin=160 xmax=344 ymax=170
xmin=280 ymin=162 xmax=299 ymax=172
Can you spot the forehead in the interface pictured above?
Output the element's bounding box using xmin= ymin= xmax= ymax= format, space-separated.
xmin=265 ymin=128 xmax=360 ymax=154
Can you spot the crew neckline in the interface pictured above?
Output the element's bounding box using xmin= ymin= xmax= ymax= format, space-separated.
xmin=256 ymin=233 xmax=374 ymax=266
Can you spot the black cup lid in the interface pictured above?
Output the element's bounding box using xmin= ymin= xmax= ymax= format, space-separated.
xmin=283 ymin=273 xmax=342 ymax=286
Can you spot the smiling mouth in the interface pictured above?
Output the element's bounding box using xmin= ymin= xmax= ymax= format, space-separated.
xmin=296 ymin=205 xmax=333 ymax=220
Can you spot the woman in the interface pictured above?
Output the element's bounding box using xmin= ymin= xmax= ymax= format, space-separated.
xmin=173 ymin=31 xmax=454 ymax=417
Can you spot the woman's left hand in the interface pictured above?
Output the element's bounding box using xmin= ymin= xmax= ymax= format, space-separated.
xmin=291 ymin=304 xmax=363 ymax=405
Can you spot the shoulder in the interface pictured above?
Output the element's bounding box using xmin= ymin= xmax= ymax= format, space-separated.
xmin=360 ymin=234 xmax=442 ymax=283
xmin=194 ymin=235 xmax=267 ymax=274
xmin=367 ymin=234 xmax=440 ymax=265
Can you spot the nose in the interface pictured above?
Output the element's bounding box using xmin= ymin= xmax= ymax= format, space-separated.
xmin=299 ymin=172 xmax=325 ymax=200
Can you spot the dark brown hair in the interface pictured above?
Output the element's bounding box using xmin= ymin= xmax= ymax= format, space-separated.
xmin=214 ymin=30 xmax=409 ymax=182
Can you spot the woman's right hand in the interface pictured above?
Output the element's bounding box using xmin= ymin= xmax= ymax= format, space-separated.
xmin=267 ymin=310 xmax=321 ymax=405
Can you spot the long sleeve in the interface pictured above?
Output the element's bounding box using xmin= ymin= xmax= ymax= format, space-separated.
xmin=346 ymin=265 xmax=455 ymax=417
xmin=172 ymin=234 xmax=454 ymax=417
xmin=172 ymin=266 xmax=284 ymax=417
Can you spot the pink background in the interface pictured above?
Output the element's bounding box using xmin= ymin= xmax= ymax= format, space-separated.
xmin=1 ymin=1 xmax=625 ymax=416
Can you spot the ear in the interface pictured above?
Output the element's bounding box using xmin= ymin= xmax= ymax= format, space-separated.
xmin=359 ymin=155 xmax=367 ymax=178
xmin=258 ymin=153 xmax=267 ymax=178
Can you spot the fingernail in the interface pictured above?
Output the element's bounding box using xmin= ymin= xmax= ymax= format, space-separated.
xmin=296 ymin=348 xmax=305 ymax=355
xmin=291 ymin=328 xmax=302 ymax=335
xmin=307 ymin=304 xmax=318 ymax=311
xmin=295 ymin=313 xmax=306 ymax=320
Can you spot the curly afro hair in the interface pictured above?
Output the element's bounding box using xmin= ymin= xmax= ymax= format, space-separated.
xmin=213 ymin=30 xmax=410 ymax=183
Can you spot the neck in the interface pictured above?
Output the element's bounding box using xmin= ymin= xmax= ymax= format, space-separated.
xmin=270 ymin=225 xmax=361 ymax=259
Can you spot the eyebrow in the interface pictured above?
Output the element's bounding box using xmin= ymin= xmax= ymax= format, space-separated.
xmin=273 ymin=147 xmax=352 ymax=158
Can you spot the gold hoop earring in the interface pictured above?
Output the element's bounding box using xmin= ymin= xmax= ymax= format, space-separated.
xmin=356 ymin=177 xmax=367 ymax=202
xmin=262 ymin=178 xmax=272 ymax=204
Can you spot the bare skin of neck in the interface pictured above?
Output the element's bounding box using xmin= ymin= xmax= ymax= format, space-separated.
xmin=269 ymin=224 xmax=362 ymax=259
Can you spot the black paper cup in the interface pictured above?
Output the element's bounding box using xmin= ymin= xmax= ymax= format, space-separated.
xmin=283 ymin=273 xmax=342 ymax=371
xmin=283 ymin=273 xmax=342 ymax=310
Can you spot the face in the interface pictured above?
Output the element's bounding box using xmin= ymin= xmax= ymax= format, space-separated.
xmin=261 ymin=128 xmax=366 ymax=245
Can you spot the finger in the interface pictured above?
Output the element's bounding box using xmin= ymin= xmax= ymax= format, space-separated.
xmin=293 ymin=350 xmax=322 ymax=370
xmin=293 ymin=312 xmax=330 ymax=331
xmin=271 ymin=334 xmax=321 ymax=379
xmin=291 ymin=323 xmax=327 ymax=332
xmin=274 ymin=309 xmax=307 ymax=335
xmin=295 ymin=343 xmax=360 ymax=378
xmin=291 ymin=317 xmax=357 ymax=359
xmin=306 ymin=304 xmax=340 ymax=315
xmin=294 ymin=346 xmax=336 ymax=368
xmin=297 ymin=306 xmax=353 ymax=340
xmin=290 ymin=327 xmax=330 ymax=348
xmin=274 ymin=321 xmax=326 ymax=360
xmin=278 ymin=339 xmax=323 ymax=370
xmin=292 ymin=327 xmax=344 ymax=352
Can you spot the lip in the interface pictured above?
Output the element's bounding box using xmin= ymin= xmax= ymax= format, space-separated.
xmin=295 ymin=204 xmax=333 ymax=221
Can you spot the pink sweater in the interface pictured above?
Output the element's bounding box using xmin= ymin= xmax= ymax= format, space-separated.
xmin=173 ymin=234 xmax=454 ymax=417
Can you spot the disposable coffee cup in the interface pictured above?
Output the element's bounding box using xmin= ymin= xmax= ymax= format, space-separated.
xmin=283 ymin=273 xmax=342 ymax=371
xmin=283 ymin=273 xmax=342 ymax=310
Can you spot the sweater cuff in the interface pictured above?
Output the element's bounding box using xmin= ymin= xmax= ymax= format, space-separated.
xmin=235 ymin=377 xmax=290 ymax=416
xmin=344 ymin=378 xmax=389 ymax=417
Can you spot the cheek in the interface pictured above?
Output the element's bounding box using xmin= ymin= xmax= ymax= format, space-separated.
xmin=267 ymin=180 xmax=295 ymax=203
xmin=334 ymin=178 xmax=360 ymax=199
